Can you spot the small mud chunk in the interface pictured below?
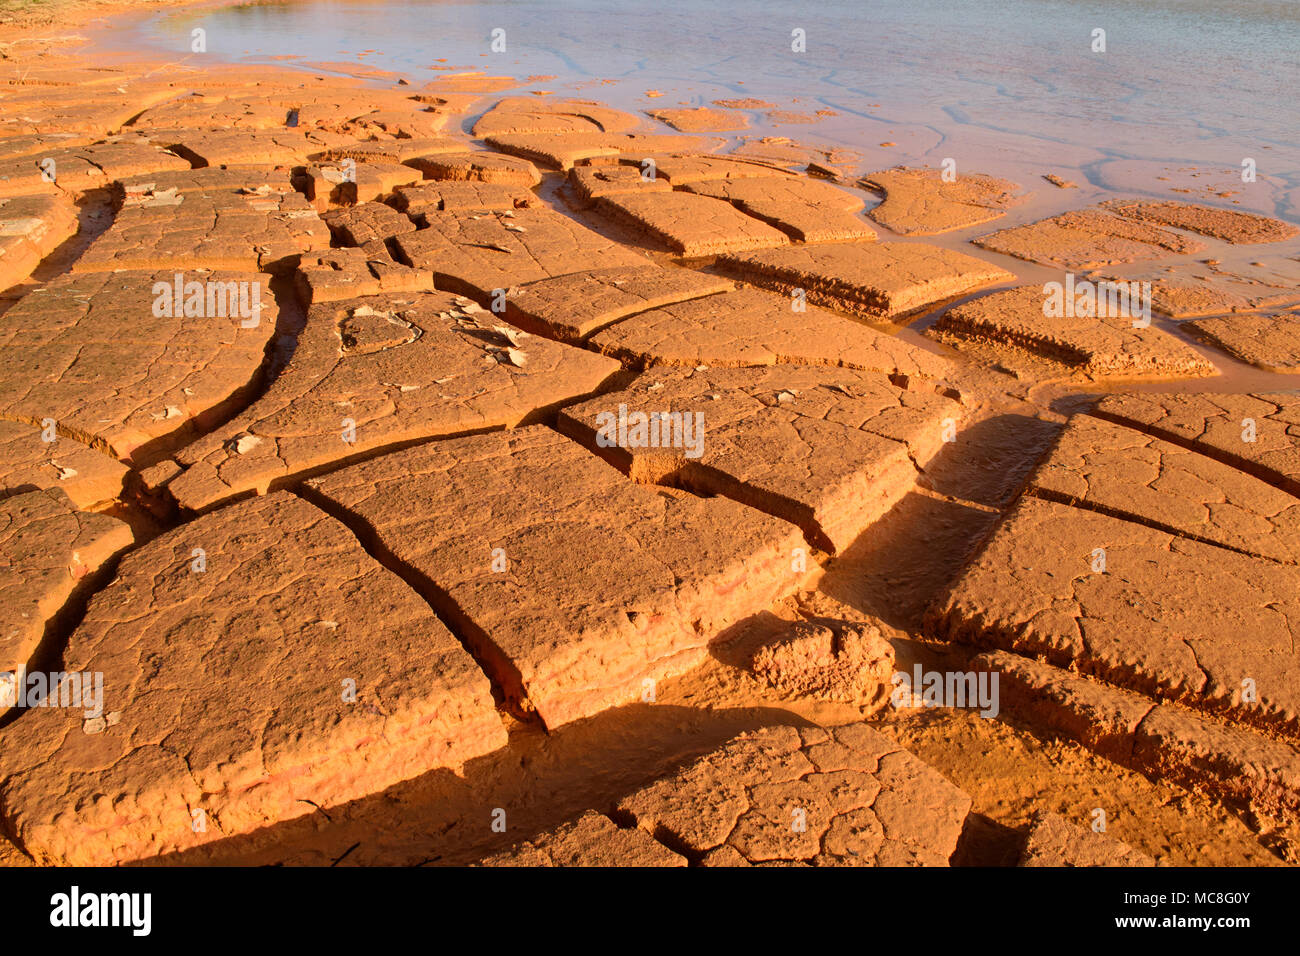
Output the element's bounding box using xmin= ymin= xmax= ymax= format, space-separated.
xmin=1020 ymin=812 xmax=1154 ymax=867
xmin=750 ymin=620 xmax=895 ymax=708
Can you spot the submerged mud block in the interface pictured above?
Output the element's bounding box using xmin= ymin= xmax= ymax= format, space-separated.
xmin=0 ymin=492 xmax=506 ymax=866
xmin=980 ymin=651 xmax=1300 ymax=829
xmin=392 ymin=207 xmax=646 ymax=296
xmin=1019 ymin=812 xmax=1154 ymax=867
xmin=502 ymin=264 xmax=732 ymax=340
xmin=931 ymin=285 xmax=1216 ymax=379
xmin=685 ymin=176 xmax=875 ymax=243
xmin=616 ymin=724 xmax=971 ymax=866
xmin=718 ymin=241 xmax=1014 ymax=320
xmin=1091 ymin=392 xmax=1300 ymax=498
xmin=472 ymin=97 xmax=640 ymax=137
xmin=929 ymin=495 xmax=1300 ymax=737
xmin=973 ymin=208 xmax=1205 ymax=269
xmin=1108 ymin=256 xmax=1300 ymax=318
xmin=478 ymin=811 xmax=687 ymax=866
xmin=1101 ymin=199 xmax=1299 ymax=244
xmin=0 ymin=420 xmax=129 ymax=508
xmin=558 ymin=365 xmax=958 ymax=552
xmin=0 ymin=269 xmax=277 ymax=462
xmin=306 ymin=427 xmax=813 ymax=728
xmin=859 ymin=167 xmax=1023 ymax=236
xmin=1186 ymin=312 xmax=1300 ymax=374
xmin=1029 ymin=414 xmax=1300 ymax=564
xmin=0 ymin=488 xmax=132 ymax=714
xmin=0 ymin=193 xmax=79 ymax=291
xmin=157 ymin=292 xmax=620 ymax=512
xmin=73 ymin=168 xmax=330 ymax=275
xmin=646 ymin=107 xmax=749 ymax=132
xmin=588 ymin=287 xmax=954 ymax=377
xmin=595 ymin=191 xmax=790 ymax=256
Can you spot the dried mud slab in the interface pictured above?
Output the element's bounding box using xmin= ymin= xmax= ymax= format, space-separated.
xmin=647 ymin=107 xmax=749 ymax=132
xmin=567 ymin=164 xmax=671 ymax=206
xmin=478 ymin=811 xmax=687 ymax=866
xmin=392 ymin=207 xmax=646 ymax=296
xmin=73 ymin=169 xmax=330 ymax=275
xmin=142 ymin=129 xmax=330 ymax=168
xmin=0 ymin=88 xmax=177 ymax=138
xmin=588 ymin=287 xmax=953 ymax=378
xmin=1091 ymin=392 xmax=1300 ymax=497
xmin=979 ymin=650 xmax=1300 ymax=828
xmin=0 ymin=488 xmax=132 ymax=712
xmin=859 ymin=167 xmax=1023 ymax=236
xmin=472 ymin=97 xmax=640 ymax=137
xmin=0 ymin=269 xmax=278 ymax=461
xmin=1019 ymin=812 xmax=1154 ymax=867
xmin=484 ymin=132 xmax=713 ymax=170
xmin=322 ymin=201 xmax=417 ymax=246
xmin=404 ymin=151 xmax=541 ymax=187
xmin=929 ymin=495 xmax=1300 ymax=737
xmin=1185 ymin=312 xmax=1300 ymax=374
xmin=1101 ymin=199 xmax=1299 ymax=244
xmin=295 ymin=161 xmax=421 ymax=211
xmin=644 ymin=154 xmax=797 ymax=185
xmin=685 ymin=176 xmax=875 ymax=243
xmin=393 ymin=180 xmax=531 ymax=216
xmin=0 ymin=142 xmax=191 ymax=198
xmin=0 ymin=420 xmax=129 ymax=508
xmin=719 ymin=241 xmax=1014 ymax=320
xmin=931 ymin=285 xmax=1216 ymax=379
xmin=596 ymin=191 xmax=790 ymax=256
xmin=0 ymin=492 xmax=506 ymax=865
xmin=307 ymin=426 xmax=812 ymax=728
xmin=314 ymin=136 xmax=467 ymax=164
xmin=1029 ymin=414 xmax=1300 ymax=565
xmin=0 ymin=193 xmax=78 ymax=291
xmin=503 ymin=263 xmax=731 ymax=340
xmin=616 ymin=724 xmax=971 ymax=865
xmin=294 ymin=245 xmax=434 ymax=305
xmin=558 ymin=364 xmax=958 ymax=552
xmin=155 ymin=292 xmax=620 ymax=512
xmin=973 ymin=209 xmax=1206 ymax=269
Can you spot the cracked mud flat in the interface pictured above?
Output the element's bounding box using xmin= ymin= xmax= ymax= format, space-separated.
xmin=0 ymin=22 xmax=1297 ymax=872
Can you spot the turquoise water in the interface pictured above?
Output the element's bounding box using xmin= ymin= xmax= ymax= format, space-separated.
xmin=125 ymin=0 xmax=1300 ymax=209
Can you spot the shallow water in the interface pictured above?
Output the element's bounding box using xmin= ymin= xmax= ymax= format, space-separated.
xmin=118 ymin=0 xmax=1300 ymax=211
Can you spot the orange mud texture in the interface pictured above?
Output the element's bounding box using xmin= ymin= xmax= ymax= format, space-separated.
xmin=0 ymin=13 xmax=1297 ymax=869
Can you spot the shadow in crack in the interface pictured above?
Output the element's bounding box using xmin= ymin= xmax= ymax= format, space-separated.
xmin=142 ymin=702 xmax=816 ymax=867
